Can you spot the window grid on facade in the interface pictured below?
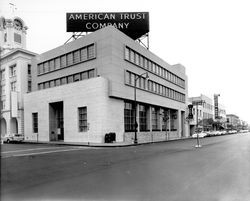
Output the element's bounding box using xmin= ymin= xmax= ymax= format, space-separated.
xmin=9 ymin=65 xmax=16 ymax=77
xmin=124 ymin=46 xmax=185 ymax=89
xmin=28 ymin=80 xmax=32 ymax=92
xmin=125 ymin=70 xmax=185 ymax=103
xmin=139 ymin=105 xmax=147 ymax=131
xmin=0 ymin=70 xmax=5 ymax=81
xmin=79 ymin=107 xmax=87 ymax=132
xmin=37 ymin=44 xmax=96 ymax=75
xmin=27 ymin=64 xmax=31 ymax=75
xmin=14 ymin=33 xmax=21 ymax=43
xmin=32 ymin=113 xmax=38 ymax=133
xmin=38 ymin=69 xmax=95 ymax=90
xmin=151 ymin=107 xmax=158 ymax=131
xmin=10 ymin=81 xmax=16 ymax=91
xmin=124 ymin=102 xmax=135 ymax=132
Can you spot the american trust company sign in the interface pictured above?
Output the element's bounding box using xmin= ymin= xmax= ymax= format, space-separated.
xmin=66 ymin=12 xmax=149 ymax=40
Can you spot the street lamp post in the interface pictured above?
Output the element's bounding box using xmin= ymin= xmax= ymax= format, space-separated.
xmin=193 ymin=100 xmax=205 ymax=148
xmin=134 ymin=72 xmax=149 ymax=144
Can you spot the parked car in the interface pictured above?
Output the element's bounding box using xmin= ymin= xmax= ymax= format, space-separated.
xmin=228 ymin=130 xmax=237 ymax=134
xmin=206 ymin=131 xmax=216 ymax=137
xmin=239 ymin=130 xmax=249 ymax=133
xmin=192 ymin=132 xmax=207 ymax=138
xmin=221 ymin=130 xmax=227 ymax=135
xmin=2 ymin=133 xmax=24 ymax=143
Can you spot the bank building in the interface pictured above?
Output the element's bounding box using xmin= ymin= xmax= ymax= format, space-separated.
xmin=0 ymin=16 xmax=37 ymax=137
xmin=24 ymin=25 xmax=189 ymax=144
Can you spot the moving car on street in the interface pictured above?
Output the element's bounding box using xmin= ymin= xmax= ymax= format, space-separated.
xmin=1 ymin=133 xmax=24 ymax=143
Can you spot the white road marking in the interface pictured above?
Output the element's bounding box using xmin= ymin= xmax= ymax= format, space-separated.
xmin=13 ymin=148 xmax=84 ymax=157
xmin=1 ymin=146 xmax=84 ymax=154
xmin=1 ymin=147 xmax=88 ymax=158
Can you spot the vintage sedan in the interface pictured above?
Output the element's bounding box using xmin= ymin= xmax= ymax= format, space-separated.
xmin=2 ymin=133 xmax=24 ymax=143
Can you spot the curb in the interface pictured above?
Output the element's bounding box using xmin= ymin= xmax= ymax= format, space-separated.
xmin=21 ymin=137 xmax=192 ymax=148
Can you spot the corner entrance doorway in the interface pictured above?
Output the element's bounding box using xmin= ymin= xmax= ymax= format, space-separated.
xmin=49 ymin=101 xmax=64 ymax=141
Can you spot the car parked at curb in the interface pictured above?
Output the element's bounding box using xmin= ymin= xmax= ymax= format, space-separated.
xmin=192 ymin=132 xmax=207 ymax=138
xmin=1 ymin=133 xmax=24 ymax=143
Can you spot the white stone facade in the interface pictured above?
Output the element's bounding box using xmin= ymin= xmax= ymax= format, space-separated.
xmin=24 ymin=26 xmax=188 ymax=144
xmin=0 ymin=49 xmax=36 ymax=136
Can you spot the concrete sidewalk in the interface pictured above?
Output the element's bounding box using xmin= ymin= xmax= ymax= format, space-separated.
xmin=23 ymin=137 xmax=191 ymax=147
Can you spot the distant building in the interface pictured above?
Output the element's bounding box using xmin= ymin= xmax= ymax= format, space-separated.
xmin=188 ymin=94 xmax=214 ymax=133
xmin=24 ymin=26 xmax=188 ymax=144
xmin=226 ymin=114 xmax=240 ymax=130
xmin=0 ymin=16 xmax=37 ymax=136
xmin=217 ymin=103 xmax=227 ymax=128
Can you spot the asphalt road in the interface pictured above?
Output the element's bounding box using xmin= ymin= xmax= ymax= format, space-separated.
xmin=1 ymin=133 xmax=250 ymax=201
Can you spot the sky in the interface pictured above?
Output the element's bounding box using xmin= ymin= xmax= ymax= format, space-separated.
xmin=1 ymin=0 xmax=250 ymax=124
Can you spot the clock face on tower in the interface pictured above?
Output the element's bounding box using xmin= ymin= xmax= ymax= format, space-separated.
xmin=13 ymin=19 xmax=23 ymax=30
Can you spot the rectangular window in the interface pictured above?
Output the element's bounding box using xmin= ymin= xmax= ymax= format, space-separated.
xmin=67 ymin=52 xmax=73 ymax=66
xmin=87 ymin=44 xmax=95 ymax=59
xmin=155 ymin=64 xmax=159 ymax=74
xmin=0 ymin=70 xmax=5 ymax=81
xmin=32 ymin=113 xmax=38 ymax=133
xmin=141 ymin=77 xmax=146 ymax=90
xmin=124 ymin=102 xmax=135 ymax=132
xmin=55 ymin=58 xmax=60 ymax=69
xmin=130 ymin=50 xmax=135 ymax=63
xmin=60 ymin=55 xmax=67 ymax=68
xmin=60 ymin=77 xmax=67 ymax=85
xmin=130 ymin=73 xmax=135 ymax=86
xmin=49 ymin=80 xmax=55 ymax=88
xmin=79 ymin=107 xmax=87 ymax=132
xmin=152 ymin=62 xmax=156 ymax=72
xmin=73 ymin=50 xmax=81 ymax=63
xmin=14 ymin=33 xmax=21 ymax=43
xmin=44 ymin=62 xmax=49 ymax=73
xmin=125 ymin=47 xmax=130 ymax=60
xmin=49 ymin=60 xmax=55 ymax=71
xmin=38 ymin=83 xmax=43 ymax=90
xmin=73 ymin=74 xmax=80 ymax=82
xmin=148 ymin=80 xmax=153 ymax=91
xmin=1 ymin=85 xmax=5 ymax=95
xmin=81 ymin=48 xmax=88 ymax=61
xmin=4 ymin=33 xmax=7 ymax=42
xmin=140 ymin=56 xmax=144 ymax=67
xmin=44 ymin=82 xmax=49 ymax=89
xmin=9 ymin=65 xmax=16 ymax=77
xmin=125 ymin=71 xmax=130 ymax=84
xmin=159 ymin=85 xmax=163 ymax=95
xmin=144 ymin=59 xmax=148 ymax=69
xmin=67 ymin=75 xmax=73 ymax=83
xmin=88 ymin=69 xmax=95 ymax=78
xmin=81 ymin=71 xmax=88 ymax=80
xmin=152 ymin=107 xmax=158 ymax=131
xmin=27 ymin=64 xmax=31 ymax=75
xmin=152 ymin=82 xmax=156 ymax=93
xmin=135 ymin=53 xmax=139 ymax=65
xmin=55 ymin=79 xmax=60 ymax=86
xmin=10 ymin=81 xmax=16 ymax=91
xmin=162 ymin=86 xmax=166 ymax=96
xmin=139 ymin=105 xmax=147 ymax=131
xmin=28 ymin=80 xmax=32 ymax=92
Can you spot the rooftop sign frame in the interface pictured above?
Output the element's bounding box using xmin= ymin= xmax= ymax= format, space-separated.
xmin=66 ymin=12 xmax=149 ymax=40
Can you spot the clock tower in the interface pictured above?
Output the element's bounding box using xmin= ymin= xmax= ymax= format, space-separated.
xmin=0 ymin=16 xmax=28 ymax=55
